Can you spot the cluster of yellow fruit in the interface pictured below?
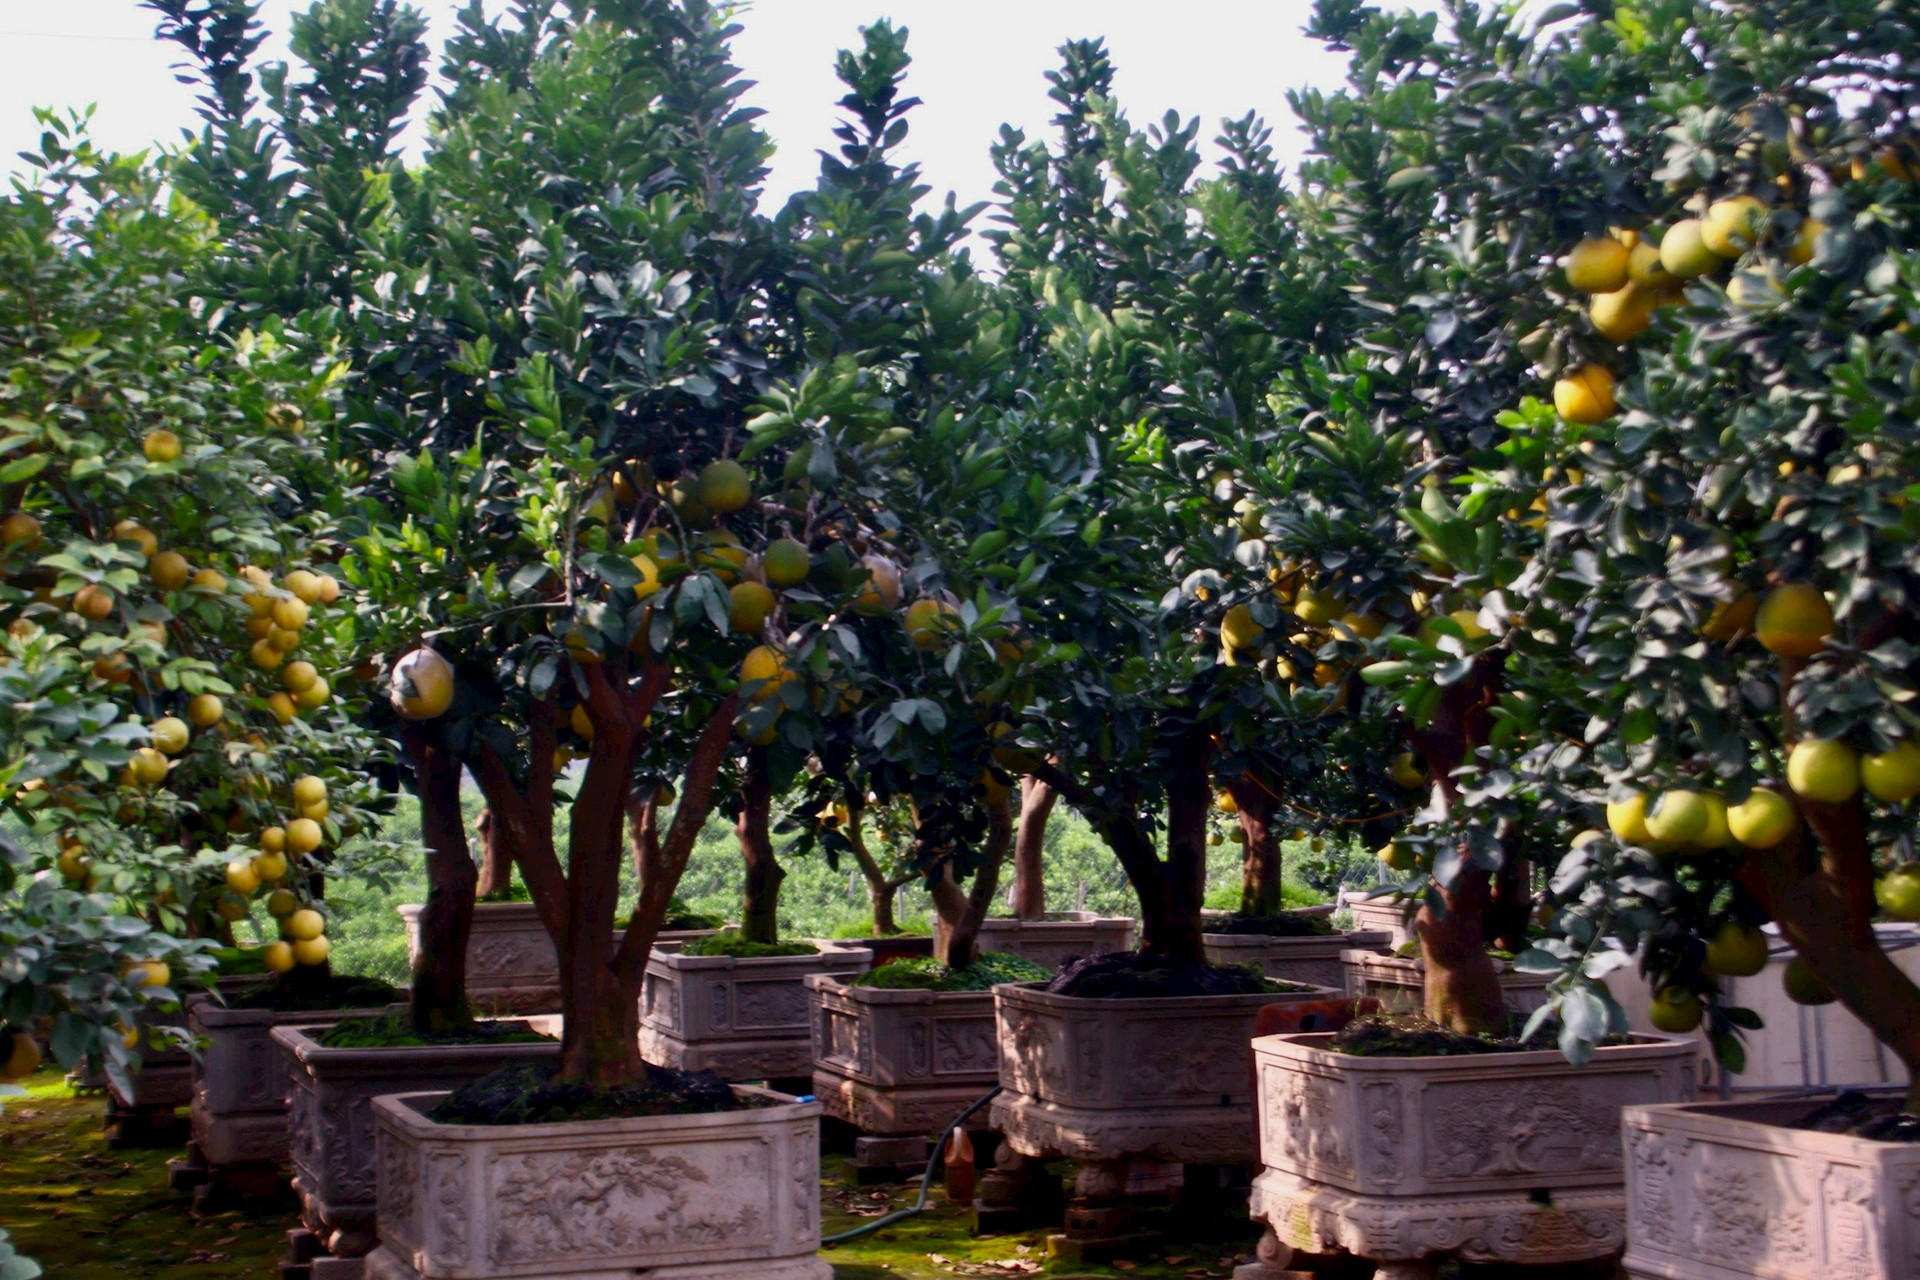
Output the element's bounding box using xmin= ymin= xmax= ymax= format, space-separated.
xmin=220 ymin=774 xmax=333 ymax=972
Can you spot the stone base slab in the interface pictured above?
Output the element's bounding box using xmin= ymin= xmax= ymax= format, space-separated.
xmin=1250 ymin=1166 xmax=1627 ymax=1267
xmin=812 ymin=1071 xmax=993 ymax=1138
xmin=993 ymin=1089 xmax=1261 ymax=1166
xmin=365 ymin=1248 xmax=831 ymax=1280
xmin=641 ymin=1025 xmax=816 ymax=1081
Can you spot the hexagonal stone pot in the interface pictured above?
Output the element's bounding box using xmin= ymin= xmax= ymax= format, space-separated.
xmin=398 ymin=902 xmax=723 ymax=1015
xmin=189 ymin=994 xmax=394 ymax=1171
xmin=989 ymin=979 xmax=1342 ymax=1167
xmin=973 ymin=912 xmax=1134 ymax=970
xmin=273 ymin=1022 xmax=561 ymax=1273
xmin=1204 ymin=927 xmax=1393 ymax=988
xmin=1621 ymin=1095 xmax=1920 ymax=1280
xmin=640 ymin=944 xmax=872 ymax=1081
xmin=805 ymin=972 xmax=999 ymax=1136
xmin=363 ymin=1086 xmax=829 ymax=1280
xmin=1340 ymin=948 xmax=1552 ymax=1017
xmin=1245 ymin=1031 xmax=1698 ymax=1275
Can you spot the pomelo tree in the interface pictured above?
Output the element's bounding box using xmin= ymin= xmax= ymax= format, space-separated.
xmin=0 ymin=120 xmax=396 ymax=1089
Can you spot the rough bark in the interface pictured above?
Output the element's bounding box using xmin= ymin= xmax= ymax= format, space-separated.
xmin=736 ymin=746 xmax=784 ymax=946
xmin=624 ymin=786 xmax=658 ymax=897
xmin=1406 ymin=653 xmax=1508 ymax=1035
xmin=401 ymin=724 xmax=477 ymax=1035
xmin=929 ymin=797 xmax=1013 ymax=969
xmin=1011 ymin=775 xmax=1057 ymax=920
xmin=1224 ymin=772 xmax=1283 ymax=917
xmin=843 ymin=801 xmax=911 ymax=934
xmin=474 ymin=807 xmax=513 ymax=899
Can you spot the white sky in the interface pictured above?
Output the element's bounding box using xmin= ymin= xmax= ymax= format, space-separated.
xmin=0 ymin=1 xmax=1417 ymax=213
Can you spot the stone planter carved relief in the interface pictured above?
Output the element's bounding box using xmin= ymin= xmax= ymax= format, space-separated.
xmin=806 ymin=973 xmax=1000 ymax=1136
xmin=189 ymin=996 xmax=392 ymax=1173
xmin=273 ymin=1022 xmax=561 ymax=1276
xmin=1341 ymin=948 xmax=1552 ymax=1017
xmin=1204 ymin=929 xmax=1392 ymax=989
xmin=973 ymin=913 xmax=1134 ymax=971
xmin=1621 ymin=1096 xmax=1920 ymax=1280
xmin=399 ymin=902 xmax=722 ymax=1015
xmin=989 ymin=980 xmax=1341 ymax=1168
xmin=364 ymin=1087 xmax=831 ymax=1280
xmin=1245 ymin=1031 xmax=1697 ymax=1275
xmin=640 ymin=944 xmax=872 ymax=1081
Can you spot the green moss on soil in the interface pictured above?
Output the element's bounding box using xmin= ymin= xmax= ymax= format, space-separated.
xmin=853 ymin=952 xmax=1049 ymax=991
xmin=315 ymin=1013 xmax=552 ymax=1050
xmin=683 ymin=931 xmax=819 ymax=958
xmin=224 ymin=973 xmax=401 ymax=1013
xmin=1205 ymin=912 xmax=1336 ymax=938
xmin=1329 ymin=1013 xmax=1556 ymax=1057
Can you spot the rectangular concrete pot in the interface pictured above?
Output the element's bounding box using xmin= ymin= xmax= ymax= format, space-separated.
xmin=363 ymin=1087 xmax=830 ymax=1280
xmin=274 ymin=1021 xmax=561 ymax=1269
xmin=1247 ymin=1030 xmax=1698 ymax=1271
xmin=989 ymin=978 xmax=1342 ymax=1166
xmin=189 ymin=994 xmax=394 ymax=1169
xmin=973 ymin=912 xmax=1134 ymax=970
xmin=1204 ymin=928 xmax=1393 ymax=988
xmin=640 ymin=943 xmax=873 ymax=1081
xmin=398 ymin=902 xmax=723 ymax=1015
xmin=1621 ymin=1095 xmax=1920 ymax=1280
xmin=1343 ymin=891 xmax=1414 ymax=948
xmin=806 ymin=972 xmax=998 ymax=1136
xmin=1341 ymin=947 xmax=1552 ymax=1017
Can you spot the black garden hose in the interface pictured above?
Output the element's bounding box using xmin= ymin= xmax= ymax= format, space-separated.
xmin=820 ymin=1084 xmax=1003 ymax=1245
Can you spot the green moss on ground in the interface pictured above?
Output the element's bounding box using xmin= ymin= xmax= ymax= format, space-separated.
xmin=853 ymin=952 xmax=1049 ymax=991
xmin=315 ymin=1013 xmax=553 ymax=1050
xmin=682 ymin=931 xmax=820 ymax=958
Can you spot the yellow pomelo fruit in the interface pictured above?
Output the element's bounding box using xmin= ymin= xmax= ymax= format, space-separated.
xmin=1390 ymin=753 xmax=1427 ymax=790
xmin=225 ymin=858 xmax=261 ymax=896
xmin=253 ymin=851 xmax=288 ymax=883
xmin=1590 ymin=283 xmax=1655 ymax=342
xmin=267 ymin=692 xmax=296 ymax=725
xmin=130 ymin=746 xmax=170 ymax=786
xmin=1786 ymin=738 xmax=1860 ymax=804
xmin=1876 ymin=866 xmax=1920 ymax=922
xmin=292 ymin=936 xmax=330 ymax=966
xmin=150 ymin=550 xmax=191 ymax=590
xmin=282 ymin=661 xmax=319 ymax=694
xmin=149 ymin=717 xmax=190 ymax=755
xmin=905 ymin=598 xmax=961 ymax=649
xmin=1626 ymin=241 xmax=1673 ymax=287
xmin=853 ymin=556 xmax=903 ymax=615
xmin=292 ymin=775 xmax=327 ymax=808
xmin=263 ymin=942 xmax=296 ymax=973
xmin=285 ymin=817 xmax=324 ymax=855
xmin=1216 ymin=790 xmax=1239 ymax=814
xmin=1607 ymin=791 xmax=1654 ymax=845
xmin=1220 ymin=603 xmax=1262 ymax=651
xmin=191 ymin=567 xmax=227 ymax=594
xmin=2 ymin=511 xmax=43 ymax=546
xmin=1565 ymin=237 xmax=1631 ymax=293
xmin=1659 ymin=219 xmax=1722 ymax=279
xmin=764 ymin=537 xmax=810 ymax=588
xmin=271 ymin=597 xmax=309 ymax=631
xmin=390 ymin=648 xmax=455 ymax=720
xmin=142 ymin=429 xmax=182 ymax=462
xmin=1700 ymin=589 xmax=1756 ymax=642
xmin=1648 ymin=987 xmax=1703 ymax=1033
xmin=295 ymin=677 xmax=330 ymax=710
xmin=1377 ymin=840 xmax=1416 ymax=872
xmin=1701 ymin=195 xmax=1767 ymax=257
xmin=260 ymin=826 xmax=287 ymax=855
xmin=1754 ymin=583 xmax=1833 ymax=657
xmin=126 ymin=960 xmax=171 ymax=989
xmin=1 ymin=1030 xmax=43 ymax=1081
xmin=284 ymin=908 xmax=325 ymax=941
xmin=570 ymin=703 xmax=595 ymax=741
xmin=1291 ymin=586 xmax=1345 ymax=628
xmin=1782 ymin=957 xmax=1835 ymax=1005
xmin=1705 ymin=921 xmax=1770 ymax=977
xmin=1553 ymin=365 xmax=1617 ymax=424
xmin=1861 ymin=741 xmax=1920 ymax=803
xmin=250 ymin=638 xmax=284 ymax=670
xmin=697 ymin=459 xmax=753 ymax=514
xmin=1788 ymin=217 xmax=1824 ymax=266
xmin=1645 ymin=789 xmax=1711 ymax=847
xmin=284 ymin=570 xmax=324 ymax=604
xmin=1695 ymin=792 xmax=1732 ymax=850
xmin=729 ymin=580 xmax=776 ymax=635
xmin=266 ymin=889 xmax=298 ymax=918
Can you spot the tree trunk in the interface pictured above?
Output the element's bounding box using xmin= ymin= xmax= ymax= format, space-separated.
xmin=1155 ymin=739 xmax=1213 ymax=962
xmin=930 ymin=798 xmax=1013 ymax=970
xmin=737 ymin=747 xmax=784 ymax=945
xmin=474 ymin=807 xmax=513 ymax=899
xmin=1225 ymin=773 xmax=1283 ymax=917
xmin=1012 ymin=775 xmax=1057 ymax=920
xmin=844 ymin=802 xmax=901 ymax=934
xmin=625 ymin=786 xmax=658 ymax=897
xmin=403 ymin=725 xmax=477 ymax=1034
xmin=1407 ymin=653 xmax=1508 ymax=1035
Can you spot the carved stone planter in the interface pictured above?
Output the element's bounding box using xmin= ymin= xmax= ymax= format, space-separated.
xmin=973 ymin=912 xmax=1134 ymax=970
xmin=989 ymin=979 xmax=1342 ymax=1167
xmin=183 ymin=995 xmax=392 ymax=1195
xmin=1621 ymin=1096 xmax=1920 ymax=1280
xmin=806 ymin=973 xmax=999 ymax=1137
xmin=1204 ymin=928 xmax=1393 ymax=988
xmin=363 ymin=1087 xmax=830 ymax=1280
xmin=399 ymin=902 xmax=722 ymax=1015
xmin=273 ymin=1022 xmax=561 ymax=1276
xmin=1244 ymin=1031 xmax=1698 ymax=1278
xmin=1341 ymin=947 xmax=1552 ymax=1017
xmin=1343 ymin=891 xmax=1414 ymax=948
xmin=640 ymin=944 xmax=872 ymax=1081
